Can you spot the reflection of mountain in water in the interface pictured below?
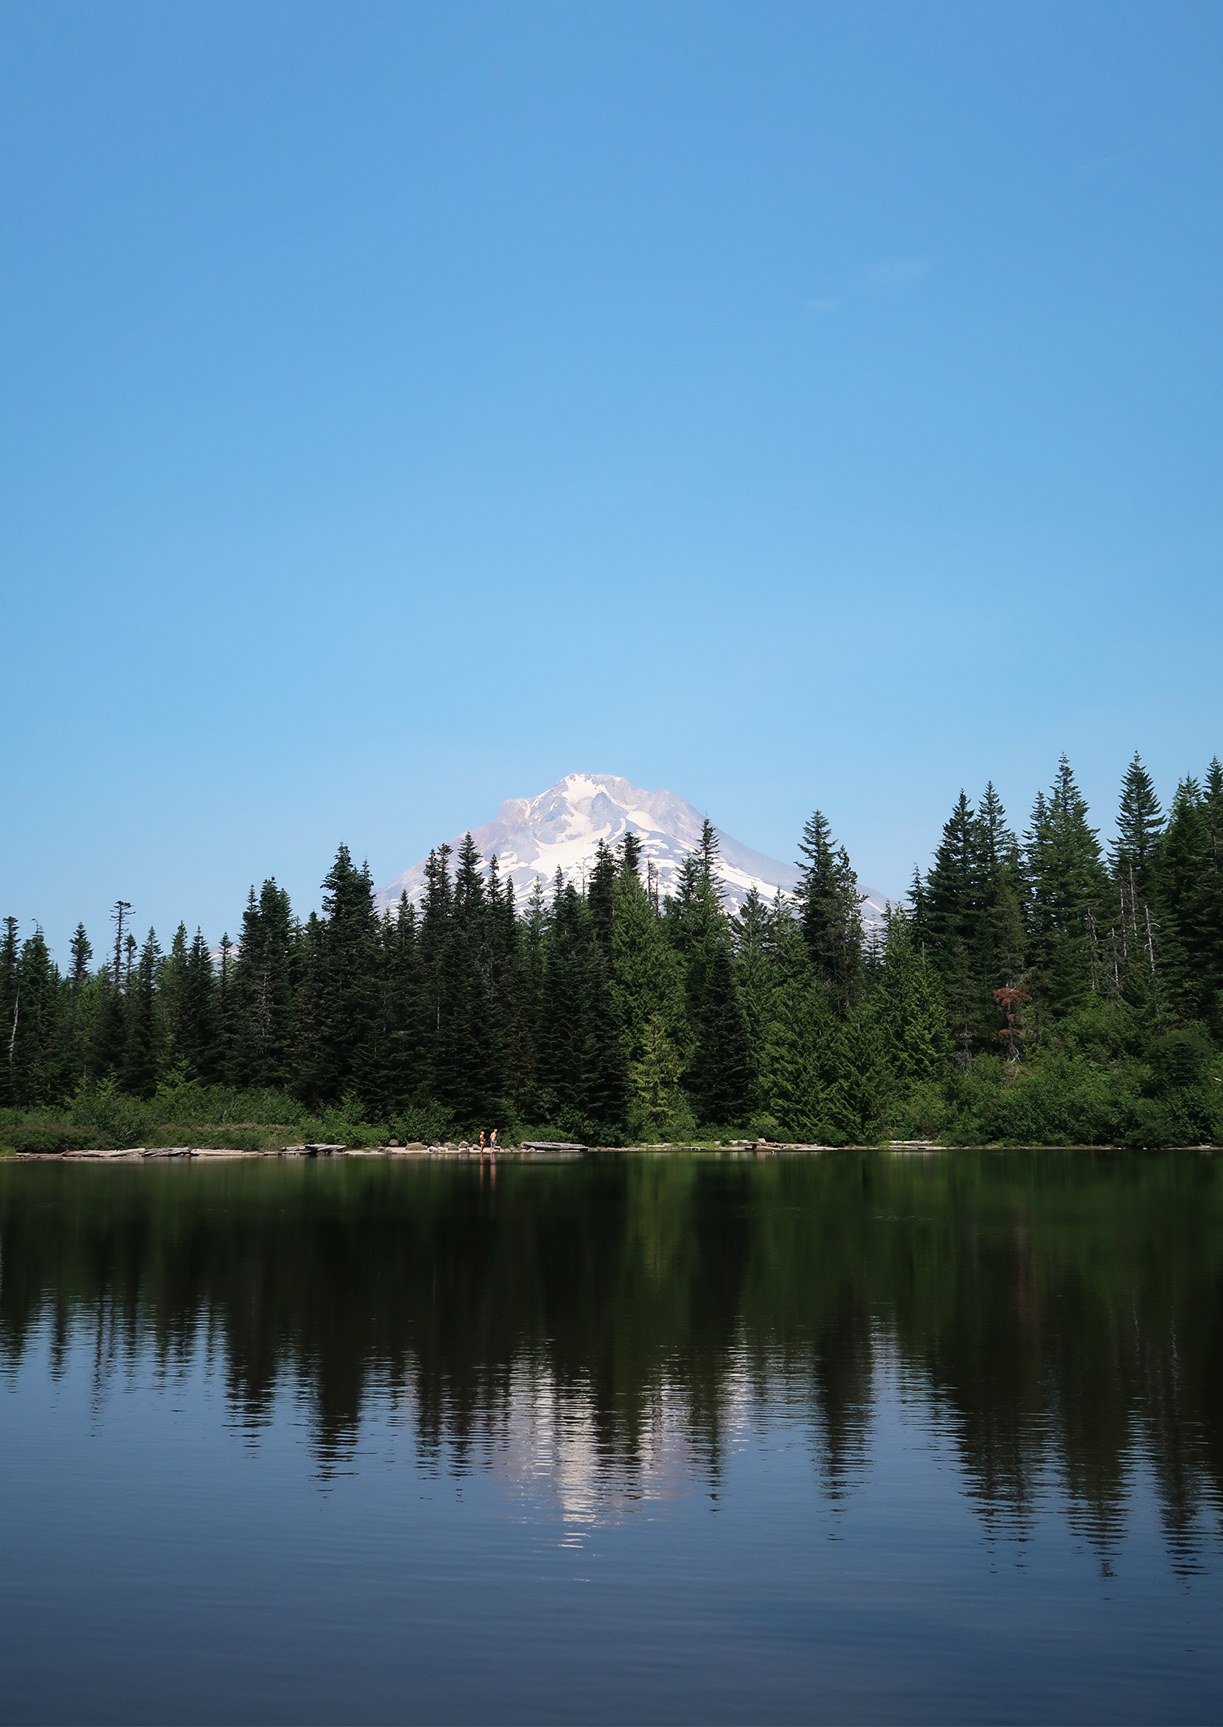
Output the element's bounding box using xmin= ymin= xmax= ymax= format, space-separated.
xmin=2 ymin=1155 xmax=1222 ymax=1570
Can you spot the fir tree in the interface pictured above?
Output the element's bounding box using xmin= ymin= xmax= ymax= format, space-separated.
xmin=587 ymin=840 xmax=618 ymax=960
xmin=1153 ymin=778 xmax=1211 ymax=1017
xmin=611 ymin=862 xmax=686 ymax=1070
xmin=61 ymin=923 xmax=94 ymax=1088
xmin=417 ymin=844 xmax=453 ymax=1091
xmin=121 ymin=929 xmax=162 ymax=1097
xmin=12 ymin=927 xmax=61 ymax=1104
xmin=232 ymin=882 xmax=295 ymax=1088
xmin=730 ymin=887 xmax=780 ymax=1114
xmin=89 ymin=968 xmax=127 ymax=1081
xmin=822 ymin=1009 xmax=891 ymax=1144
xmin=687 ymin=934 xmax=751 ymax=1128
xmin=1200 ymin=760 xmax=1223 ymax=1032
xmin=1025 ymin=757 xmax=1110 ymax=1023
xmin=433 ymin=834 xmax=502 ymax=1124
xmin=69 ymin=924 xmax=92 ymax=988
xmin=371 ymin=894 xmax=425 ymax=1113
xmin=628 ymin=1014 xmax=693 ymax=1141
xmin=510 ymin=878 xmax=548 ymax=1116
xmin=293 ymin=847 xmax=381 ymax=1107
xmin=923 ymin=792 xmax=978 ymax=1062
xmin=871 ymin=907 xmax=951 ymax=1093
xmin=795 ymin=811 xmax=863 ymax=1014
xmin=620 ymin=829 xmax=643 ymax=881
xmin=538 ymin=883 xmax=592 ymax=1126
xmin=1111 ymin=753 xmax=1165 ymax=901
xmin=1109 ymin=754 xmax=1165 ymax=993
xmin=0 ymin=917 xmax=18 ymax=1106
xmin=759 ymin=917 xmax=837 ymax=1142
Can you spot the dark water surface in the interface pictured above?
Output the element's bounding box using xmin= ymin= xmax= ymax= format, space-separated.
xmin=2 ymin=1151 xmax=1222 ymax=1724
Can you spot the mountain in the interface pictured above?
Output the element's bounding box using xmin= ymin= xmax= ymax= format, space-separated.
xmin=377 ymin=772 xmax=890 ymax=923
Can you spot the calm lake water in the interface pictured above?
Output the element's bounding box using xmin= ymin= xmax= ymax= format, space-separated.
xmin=1 ymin=1151 xmax=1221 ymax=1724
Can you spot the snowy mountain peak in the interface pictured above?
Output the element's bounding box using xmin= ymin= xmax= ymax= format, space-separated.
xmin=377 ymin=773 xmax=889 ymax=923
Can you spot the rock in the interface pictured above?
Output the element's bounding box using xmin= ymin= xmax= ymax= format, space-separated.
xmin=64 ymin=1148 xmax=143 ymax=1160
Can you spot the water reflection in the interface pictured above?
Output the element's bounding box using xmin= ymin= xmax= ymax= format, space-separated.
xmin=2 ymin=1152 xmax=1221 ymax=1573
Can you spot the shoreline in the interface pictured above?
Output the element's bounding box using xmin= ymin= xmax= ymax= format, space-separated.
xmin=7 ymin=1138 xmax=1222 ymax=1161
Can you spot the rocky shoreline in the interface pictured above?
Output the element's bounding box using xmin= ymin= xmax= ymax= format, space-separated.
xmin=10 ymin=1138 xmax=958 ymax=1161
xmin=12 ymin=1139 xmax=590 ymax=1161
xmin=9 ymin=1138 xmax=1221 ymax=1161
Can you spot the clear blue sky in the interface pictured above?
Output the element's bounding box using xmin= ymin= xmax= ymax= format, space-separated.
xmin=3 ymin=0 xmax=1220 ymax=956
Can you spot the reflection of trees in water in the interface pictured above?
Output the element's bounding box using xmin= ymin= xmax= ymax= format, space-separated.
xmin=2 ymin=1155 xmax=1222 ymax=1566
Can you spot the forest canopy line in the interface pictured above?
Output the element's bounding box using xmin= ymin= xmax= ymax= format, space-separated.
xmin=2 ymin=753 xmax=1222 ymax=1151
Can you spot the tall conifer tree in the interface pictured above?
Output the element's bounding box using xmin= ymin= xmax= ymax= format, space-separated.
xmin=794 ymin=811 xmax=863 ymax=1014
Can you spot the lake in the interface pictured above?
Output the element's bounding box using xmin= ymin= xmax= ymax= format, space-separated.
xmin=1 ymin=1151 xmax=1221 ymax=1724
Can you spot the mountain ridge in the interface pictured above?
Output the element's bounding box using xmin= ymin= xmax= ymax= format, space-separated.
xmin=377 ymin=772 xmax=889 ymax=923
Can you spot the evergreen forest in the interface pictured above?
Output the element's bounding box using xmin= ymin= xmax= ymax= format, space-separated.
xmin=3 ymin=753 xmax=1222 ymax=1152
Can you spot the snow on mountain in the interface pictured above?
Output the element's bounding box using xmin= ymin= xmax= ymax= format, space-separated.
xmin=377 ymin=772 xmax=890 ymax=925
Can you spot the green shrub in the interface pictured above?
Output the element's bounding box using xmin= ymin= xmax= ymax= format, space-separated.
xmin=4 ymin=1124 xmax=95 ymax=1155
xmin=387 ymin=1102 xmax=454 ymax=1144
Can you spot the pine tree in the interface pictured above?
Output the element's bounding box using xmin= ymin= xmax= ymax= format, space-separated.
xmin=923 ymin=792 xmax=979 ymax=1062
xmin=730 ymin=887 xmax=780 ymax=1114
xmin=417 ymin=844 xmax=453 ymax=1093
xmin=12 ymin=927 xmax=61 ymax=1104
xmin=291 ymin=913 xmax=327 ymax=1106
xmin=1153 ymin=778 xmax=1211 ymax=1018
xmin=666 ymin=820 xmax=749 ymax=1126
xmin=583 ymin=942 xmax=627 ymax=1137
xmin=509 ymin=878 xmax=547 ymax=1116
xmin=370 ymin=895 xmax=425 ymax=1114
xmin=1200 ymin=760 xmax=1223 ymax=1032
xmin=1025 ymin=757 xmax=1110 ymax=1023
xmin=232 ymin=882 xmax=295 ymax=1088
xmin=870 ymin=907 xmax=951 ymax=1093
xmin=160 ymin=924 xmax=192 ymax=1073
xmin=0 ymin=917 xmax=19 ymax=1106
xmin=794 ymin=811 xmax=863 ymax=1014
xmin=974 ymin=783 xmax=1027 ymax=1045
xmin=433 ymin=834 xmax=502 ymax=1124
xmin=538 ymin=882 xmax=591 ymax=1126
xmin=216 ymin=932 xmax=237 ymax=1081
xmin=61 ymin=923 xmax=94 ymax=1088
xmin=627 ymin=1014 xmax=693 ymax=1141
xmin=620 ymin=829 xmax=643 ymax=881
xmin=69 ymin=924 xmax=92 ymax=988
xmin=185 ymin=930 xmax=219 ymax=1081
xmin=611 ymin=861 xmax=686 ymax=1072
xmin=1108 ymin=754 xmax=1165 ymax=994
xmin=89 ymin=968 xmax=127 ymax=1081
xmin=485 ymin=859 xmax=523 ymax=1112
xmin=759 ymin=917 xmax=837 ymax=1141
xmin=1111 ymin=753 xmax=1165 ymax=902
xmin=698 ymin=817 xmax=724 ymax=901
xmin=121 ymin=929 xmax=162 ymax=1097
xmin=822 ymin=1009 xmax=891 ymax=1144
xmin=687 ymin=934 xmax=751 ymax=1128
xmin=587 ymin=839 xmax=618 ymax=960
xmin=293 ymin=846 xmax=382 ymax=1107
